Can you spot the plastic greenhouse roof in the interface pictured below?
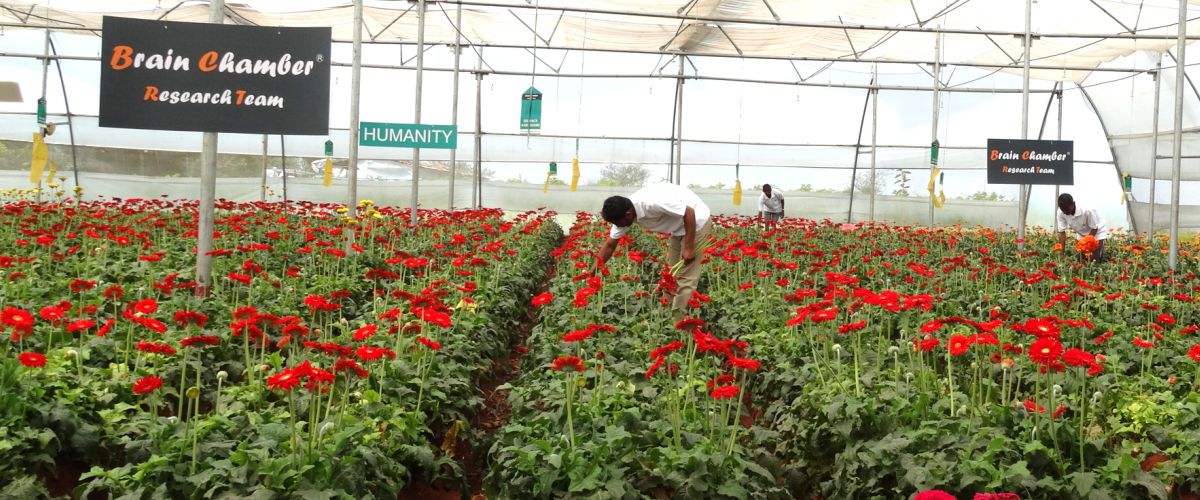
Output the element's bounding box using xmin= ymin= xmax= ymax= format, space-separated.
xmin=3 ymin=0 xmax=1200 ymax=82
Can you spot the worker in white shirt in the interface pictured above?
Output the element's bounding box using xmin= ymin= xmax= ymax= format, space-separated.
xmin=758 ymin=184 xmax=785 ymax=226
xmin=1056 ymin=192 xmax=1108 ymax=262
xmin=594 ymin=184 xmax=711 ymax=315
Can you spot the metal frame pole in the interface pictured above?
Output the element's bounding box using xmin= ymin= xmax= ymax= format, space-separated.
xmin=348 ymin=0 xmax=363 ymax=231
xmin=410 ymin=0 xmax=427 ymax=226
xmin=46 ymin=37 xmax=79 ymax=189
xmin=260 ymin=134 xmax=268 ymax=202
xmin=1054 ymin=87 xmax=1062 ymax=231
xmin=1169 ymin=0 xmax=1187 ymax=271
xmin=196 ymin=0 xmax=224 ymax=298
xmin=847 ymin=89 xmax=872 ymax=223
xmin=473 ymin=50 xmax=483 ymax=208
xmin=869 ymin=63 xmax=879 ymax=222
xmin=929 ymin=31 xmax=941 ymax=228
xmin=448 ymin=1 xmax=463 ymax=210
xmin=1018 ymin=0 xmax=1032 ymax=244
xmin=673 ymin=55 xmax=684 ymax=185
xmin=1149 ymin=57 xmax=1162 ymax=236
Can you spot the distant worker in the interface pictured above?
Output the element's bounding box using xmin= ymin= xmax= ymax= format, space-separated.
xmin=758 ymin=184 xmax=785 ymax=225
xmin=1056 ymin=193 xmax=1108 ymax=262
xmin=594 ymin=184 xmax=711 ymax=316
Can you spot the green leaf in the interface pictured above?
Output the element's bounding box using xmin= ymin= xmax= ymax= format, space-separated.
xmin=717 ymin=480 xmax=749 ymax=499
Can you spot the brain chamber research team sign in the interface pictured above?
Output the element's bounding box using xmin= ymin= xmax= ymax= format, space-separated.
xmin=99 ymin=16 xmax=330 ymax=135
xmin=986 ymin=139 xmax=1074 ymax=185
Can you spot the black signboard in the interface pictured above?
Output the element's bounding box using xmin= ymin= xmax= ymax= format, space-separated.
xmin=100 ymin=16 xmax=330 ymax=135
xmin=986 ymin=139 xmax=1074 ymax=185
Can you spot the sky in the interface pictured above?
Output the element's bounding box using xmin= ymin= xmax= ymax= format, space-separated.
xmin=0 ymin=25 xmax=1175 ymax=230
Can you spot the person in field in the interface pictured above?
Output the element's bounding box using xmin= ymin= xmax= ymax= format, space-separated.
xmin=758 ymin=184 xmax=785 ymax=225
xmin=1056 ymin=192 xmax=1108 ymax=262
xmin=595 ymin=184 xmax=711 ymax=316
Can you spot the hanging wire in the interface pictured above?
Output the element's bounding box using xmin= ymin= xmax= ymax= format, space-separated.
xmin=736 ymin=58 xmax=744 ymax=175
xmin=530 ymin=0 xmax=539 ymax=87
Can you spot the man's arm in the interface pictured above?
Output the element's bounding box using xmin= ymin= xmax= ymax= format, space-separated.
xmin=682 ymin=206 xmax=697 ymax=263
xmin=1058 ymin=230 xmax=1067 ymax=250
xmin=593 ymin=236 xmax=620 ymax=272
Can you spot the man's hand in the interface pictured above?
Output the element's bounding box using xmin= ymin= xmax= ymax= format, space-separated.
xmin=682 ymin=245 xmax=696 ymax=264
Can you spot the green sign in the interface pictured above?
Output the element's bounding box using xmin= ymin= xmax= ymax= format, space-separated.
xmin=36 ymin=97 xmax=46 ymax=126
xmin=324 ymin=139 xmax=333 ymax=156
xmin=930 ymin=139 xmax=939 ymax=166
xmin=359 ymin=122 xmax=457 ymax=149
xmin=521 ymin=87 xmax=542 ymax=131
xmin=549 ymin=161 xmax=557 ymax=175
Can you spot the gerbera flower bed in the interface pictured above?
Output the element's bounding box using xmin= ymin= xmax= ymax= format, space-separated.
xmin=0 ymin=196 xmax=559 ymax=497
xmin=487 ymin=214 xmax=1200 ymax=499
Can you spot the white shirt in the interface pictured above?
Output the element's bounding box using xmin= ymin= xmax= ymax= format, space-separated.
xmin=609 ymin=184 xmax=711 ymax=239
xmin=758 ymin=190 xmax=784 ymax=213
xmin=1057 ymin=204 xmax=1108 ymax=240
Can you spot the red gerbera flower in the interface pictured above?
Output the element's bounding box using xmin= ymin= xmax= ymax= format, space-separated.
xmin=1133 ymin=337 xmax=1156 ymax=349
xmin=948 ymin=334 xmax=971 ymax=356
xmin=355 ymin=345 xmax=397 ymax=361
xmin=530 ymin=293 xmax=554 ymax=307
xmin=18 ymin=352 xmax=46 ymax=368
xmin=131 ymin=299 xmax=158 ymax=315
xmin=675 ymin=317 xmax=706 ymax=331
xmin=709 ymin=385 xmax=740 ymax=399
xmin=180 ymin=336 xmax=220 ymax=348
xmin=132 ymin=375 xmax=164 ymax=395
xmin=562 ymin=328 xmax=595 ymax=343
xmin=1028 ymin=337 xmax=1063 ymax=365
xmin=838 ymin=320 xmax=867 ymax=334
xmin=1188 ymin=344 xmax=1200 ymax=362
xmin=417 ymin=336 xmax=441 ymax=351
xmin=550 ymin=355 xmax=585 ymax=372
xmin=39 ymin=306 xmax=66 ymax=322
xmin=1157 ymin=313 xmax=1176 ymax=326
xmin=1062 ymin=348 xmax=1095 ymax=367
xmin=266 ymin=369 xmax=303 ymax=391
xmin=728 ymin=356 xmax=761 ymax=372
xmin=66 ymin=319 xmax=97 ymax=333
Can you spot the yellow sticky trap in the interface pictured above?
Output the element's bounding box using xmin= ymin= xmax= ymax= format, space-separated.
xmin=1120 ymin=192 xmax=1126 ymax=205
xmin=45 ymin=160 xmax=57 ymax=183
xmin=30 ymin=133 xmax=48 ymax=184
xmin=732 ymin=179 xmax=742 ymax=206
xmin=570 ymin=158 xmax=580 ymax=192
xmin=542 ymin=172 xmax=552 ymax=193
xmin=927 ymin=167 xmax=945 ymax=209
xmin=322 ymin=158 xmax=333 ymax=187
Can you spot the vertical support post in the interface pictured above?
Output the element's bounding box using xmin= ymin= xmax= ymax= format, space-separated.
xmin=410 ymin=0 xmax=427 ymax=226
xmin=668 ymin=56 xmax=679 ymax=184
xmin=473 ymin=50 xmax=484 ymax=209
xmin=869 ymin=63 xmax=879 ymax=222
xmin=36 ymin=22 xmax=49 ymax=202
xmin=929 ymin=32 xmax=941 ymax=228
xmin=1018 ymin=0 xmax=1032 ymax=244
xmin=1054 ymin=87 xmax=1062 ymax=231
xmin=448 ymin=1 xmax=463 ymax=210
xmin=1149 ymin=57 xmax=1162 ymax=236
xmin=348 ymin=0 xmax=363 ymax=233
xmin=195 ymin=0 xmax=224 ymax=298
xmin=1169 ymin=0 xmax=1187 ymax=271
xmin=260 ymin=134 xmax=268 ymax=202
xmin=280 ymin=135 xmax=288 ymax=201
xmin=673 ymin=55 xmax=685 ymax=185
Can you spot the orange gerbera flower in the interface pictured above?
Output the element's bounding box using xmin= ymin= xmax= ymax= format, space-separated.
xmin=1075 ymin=235 xmax=1099 ymax=254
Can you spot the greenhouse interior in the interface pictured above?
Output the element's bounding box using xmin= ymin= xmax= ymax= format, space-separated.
xmin=4 ymin=0 xmax=1200 ymax=498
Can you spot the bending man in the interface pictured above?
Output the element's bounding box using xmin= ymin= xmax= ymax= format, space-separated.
xmin=758 ymin=184 xmax=785 ymax=225
xmin=595 ymin=184 xmax=711 ymax=316
xmin=1056 ymin=192 xmax=1108 ymax=262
